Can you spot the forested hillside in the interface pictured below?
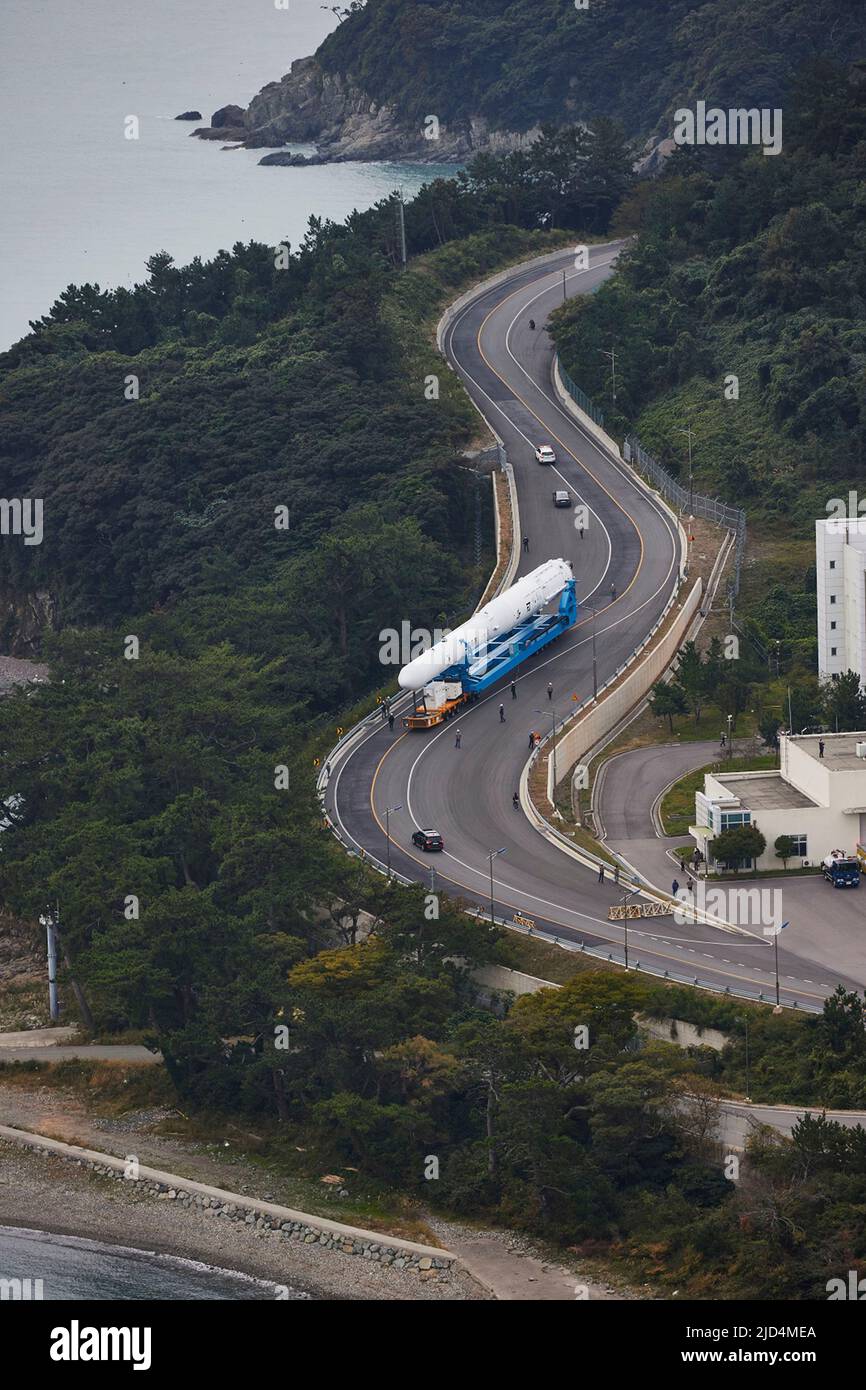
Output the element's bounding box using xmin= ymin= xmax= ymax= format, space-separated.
xmin=552 ymin=60 xmax=866 ymax=673
xmin=319 ymin=0 xmax=865 ymax=139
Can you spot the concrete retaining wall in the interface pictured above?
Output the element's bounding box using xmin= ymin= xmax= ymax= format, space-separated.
xmin=637 ymin=1015 xmax=729 ymax=1052
xmin=547 ymin=580 xmax=703 ymax=799
xmin=473 ymin=964 xmax=560 ymax=997
xmin=0 ymin=1125 xmax=456 ymax=1282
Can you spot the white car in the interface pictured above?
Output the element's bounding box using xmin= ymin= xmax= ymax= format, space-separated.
xmin=553 ymin=490 xmax=570 ymax=508
xmin=535 ymin=445 xmax=556 ymax=465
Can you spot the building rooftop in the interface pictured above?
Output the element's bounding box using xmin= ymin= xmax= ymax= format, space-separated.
xmin=787 ymin=732 xmax=866 ymax=771
xmin=713 ymin=772 xmax=818 ymax=810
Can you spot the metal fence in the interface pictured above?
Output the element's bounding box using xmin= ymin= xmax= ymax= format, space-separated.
xmin=556 ymin=356 xmax=748 ymax=596
xmin=624 ymin=433 xmax=747 ymax=597
xmin=558 ymin=362 xmax=606 ymax=427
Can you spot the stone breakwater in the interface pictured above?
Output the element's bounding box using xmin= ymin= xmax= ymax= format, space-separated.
xmin=0 ymin=1127 xmax=463 ymax=1287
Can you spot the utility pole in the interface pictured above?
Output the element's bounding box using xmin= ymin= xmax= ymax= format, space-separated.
xmin=562 ymin=268 xmax=567 ymax=302
xmin=39 ymin=904 xmax=59 ymax=1021
xmin=395 ymin=191 xmax=407 ymax=270
xmin=600 ymin=346 xmax=617 ymax=407
xmin=741 ymin=1015 xmax=751 ymax=1101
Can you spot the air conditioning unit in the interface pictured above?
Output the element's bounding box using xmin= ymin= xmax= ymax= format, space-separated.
xmin=856 ymin=742 xmax=866 ymax=759
xmin=802 ymin=859 xmax=811 ymax=867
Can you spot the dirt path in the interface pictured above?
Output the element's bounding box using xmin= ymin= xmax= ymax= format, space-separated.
xmin=424 ymin=1215 xmax=638 ymax=1301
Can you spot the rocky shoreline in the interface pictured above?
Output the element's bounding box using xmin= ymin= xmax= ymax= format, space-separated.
xmin=188 ymin=53 xmax=673 ymax=174
xmin=192 ymin=55 xmax=537 ymax=166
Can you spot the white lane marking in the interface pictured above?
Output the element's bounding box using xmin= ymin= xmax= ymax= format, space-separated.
xmin=337 ymin=254 xmax=736 ymax=964
xmin=499 ymin=262 xmax=682 ymax=578
xmin=444 ymin=258 xmax=614 ymax=599
xmin=443 ymin=252 xmax=680 ymax=688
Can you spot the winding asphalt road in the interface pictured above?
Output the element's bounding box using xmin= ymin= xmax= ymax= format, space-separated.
xmin=324 ymin=244 xmax=854 ymax=1013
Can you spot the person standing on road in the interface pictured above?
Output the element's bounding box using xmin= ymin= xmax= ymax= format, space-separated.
xmin=672 ymin=878 xmax=680 ymax=897
xmin=523 ymin=536 xmax=530 ymax=553
xmin=455 ymin=728 xmax=462 ymax=748
xmin=547 ymin=682 xmax=553 ymax=701
xmin=614 ymin=864 xmax=620 ymax=884
xmin=598 ymin=864 xmax=605 ymax=883
xmin=499 ymin=703 xmax=506 ymax=722
xmin=388 ymin=712 xmax=395 ymax=731
xmin=819 ymin=738 xmax=825 ymax=758
xmin=610 ymin=582 xmax=617 ymax=600
xmin=528 ymin=731 xmax=536 ymax=749
xmin=511 ymin=680 xmax=517 ymax=700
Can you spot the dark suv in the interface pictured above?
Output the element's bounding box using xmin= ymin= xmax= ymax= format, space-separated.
xmin=412 ymin=828 xmax=444 ymax=852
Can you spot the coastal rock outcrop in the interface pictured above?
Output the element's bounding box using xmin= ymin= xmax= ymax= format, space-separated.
xmin=211 ymin=103 xmax=247 ymax=129
xmin=193 ymin=103 xmax=248 ymax=143
xmin=196 ymin=55 xmax=540 ymax=164
xmin=175 ymin=110 xmax=203 ymax=121
xmin=258 ymin=151 xmax=327 ymax=167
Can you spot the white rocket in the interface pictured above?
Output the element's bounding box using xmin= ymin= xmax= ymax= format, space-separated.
xmin=398 ymin=558 xmax=573 ymax=690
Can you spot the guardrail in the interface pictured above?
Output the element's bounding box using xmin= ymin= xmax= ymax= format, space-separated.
xmin=317 ymin=437 xmax=517 ymax=804
xmin=542 ymin=930 xmax=821 ymax=1013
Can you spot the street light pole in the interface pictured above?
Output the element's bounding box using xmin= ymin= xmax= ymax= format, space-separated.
xmin=535 ymin=708 xmax=558 ymax=791
xmin=773 ymin=921 xmax=789 ymax=1010
xmin=620 ymin=887 xmax=639 ymax=970
xmin=677 ymin=425 xmax=694 ymax=516
xmin=591 ymin=606 xmax=598 ymax=700
xmin=600 ymin=347 xmax=617 ymax=408
xmin=488 ymin=848 xmax=507 ymax=926
xmin=385 ymin=804 xmax=402 ymax=878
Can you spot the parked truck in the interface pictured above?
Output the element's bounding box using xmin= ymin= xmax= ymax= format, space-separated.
xmin=822 ymin=850 xmax=861 ymax=889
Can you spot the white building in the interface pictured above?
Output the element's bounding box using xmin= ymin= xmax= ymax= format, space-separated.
xmin=816 ymin=517 xmax=866 ymax=685
xmin=690 ymin=732 xmax=866 ymax=871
